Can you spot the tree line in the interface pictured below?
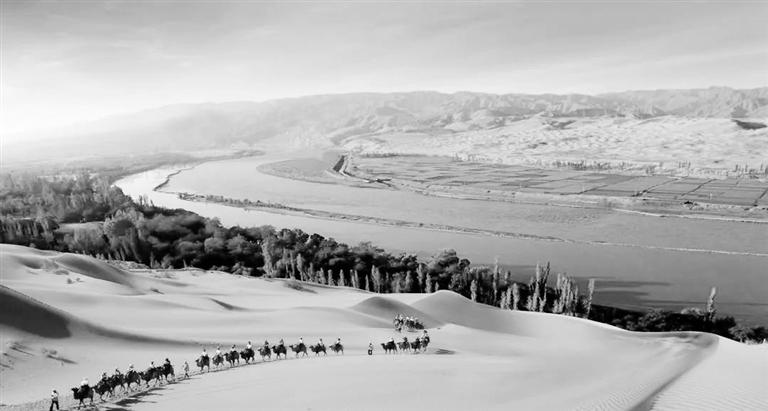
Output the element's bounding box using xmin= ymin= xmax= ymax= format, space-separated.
xmin=1 ymin=172 xmax=765 ymax=342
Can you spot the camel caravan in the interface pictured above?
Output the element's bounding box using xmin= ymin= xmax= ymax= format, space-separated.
xmin=393 ymin=313 xmax=424 ymax=332
xmin=70 ymin=359 xmax=176 ymax=408
xmin=194 ymin=337 xmax=343 ymax=373
xmin=67 ymin=332 xmax=431 ymax=408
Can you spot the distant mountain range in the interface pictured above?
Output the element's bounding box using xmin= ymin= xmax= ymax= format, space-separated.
xmin=5 ymin=87 xmax=767 ymax=164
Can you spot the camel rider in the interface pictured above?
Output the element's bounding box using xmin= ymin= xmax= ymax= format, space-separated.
xmin=298 ymin=337 xmax=303 ymax=346
xmin=336 ymin=337 xmax=341 ymax=346
xmin=201 ymin=349 xmax=208 ymax=359
xmin=368 ymin=342 xmax=374 ymax=355
xmin=114 ymin=368 xmax=122 ymax=377
xmin=150 ymin=361 xmax=155 ymax=369
xmin=128 ymin=364 xmax=135 ymax=374
xmin=80 ymin=377 xmax=89 ymax=389
xmin=278 ymin=339 xmax=284 ymax=347
xmin=263 ymin=340 xmax=270 ymax=350
xmin=101 ymin=372 xmax=108 ymax=383
xmin=215 ymin=346 xmax=222 ymax=358
xmin=164 ymin=358 xmax=171 ymax=367
xmin=318 ymin=338 xmax=324 ymax=347
xmin=246 ymin=341 xmax=252 ymax=350
xmin=231 ymin=344 xmax=236 ymax=353
xmin=389 ymin=337 xmax=395 ymax=344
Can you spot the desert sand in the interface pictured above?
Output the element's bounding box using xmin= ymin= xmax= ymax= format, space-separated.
xmin=341 ymin=116 xmax=768 ymax=178
xmin=1 ymin=244 xmax=766 ymax=410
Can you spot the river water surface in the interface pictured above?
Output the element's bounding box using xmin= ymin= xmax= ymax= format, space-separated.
xmin=115 ymin=153 xmax=768 ymax=324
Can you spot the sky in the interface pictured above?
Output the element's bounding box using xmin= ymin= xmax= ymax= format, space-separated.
xmin=1 ymin=0 xmax=767 ymax=136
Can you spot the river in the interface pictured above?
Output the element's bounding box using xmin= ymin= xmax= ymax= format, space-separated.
xmin=114 ymin=153 xmax=768 ymax=324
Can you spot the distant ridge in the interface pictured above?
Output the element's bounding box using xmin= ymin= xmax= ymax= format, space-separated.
xmin=5 ymin=87 xmax=767 ymax=164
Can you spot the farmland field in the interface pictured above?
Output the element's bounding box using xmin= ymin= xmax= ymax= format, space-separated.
xmin=349 ymin=155 xmax=768 ymax=208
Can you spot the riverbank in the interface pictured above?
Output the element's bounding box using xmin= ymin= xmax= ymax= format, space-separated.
xmin=169 ymin=190 xmax=768 ymax=257
xmin=114 ymin=155 xmax=768 ymax=324
xmin=256 ymin=152 xmax=768 ymax=224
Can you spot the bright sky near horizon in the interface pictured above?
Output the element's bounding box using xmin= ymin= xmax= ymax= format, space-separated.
xmin=1 ymin=0 xmax=767 ymax=136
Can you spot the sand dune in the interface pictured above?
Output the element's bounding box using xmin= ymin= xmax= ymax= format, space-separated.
xmin=1 ymin=244 xmax=766 ymax=410
xmin=343 ymin=116 xmax=768 ymax=177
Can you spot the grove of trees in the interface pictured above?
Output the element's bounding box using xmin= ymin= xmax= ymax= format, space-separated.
xmin=1 ymin=172 xmax=765 ymax=342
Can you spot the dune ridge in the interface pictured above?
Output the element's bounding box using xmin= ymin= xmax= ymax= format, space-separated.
xmin=1 ymin=245 xmax=766 ymax=410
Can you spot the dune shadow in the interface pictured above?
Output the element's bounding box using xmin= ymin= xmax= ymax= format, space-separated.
xmin=43 ymin=349 xmax=77 ymax=364
xmin=0 ymin=286 xmax=71 ymax=338
xmin=209 ymin=298 xmax=248 ymax=311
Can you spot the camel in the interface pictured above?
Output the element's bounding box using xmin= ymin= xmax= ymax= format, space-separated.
xmin=289 ymin=343 xmax=308 ymax=357
xmin=71 ymin=386 xmax=94 ymax=408
xmin=140 ymin=367 xmax=161 ymax=386
xmin=125 ymin=370 xmax=142 ymax=390
xmin=241 ymin=348 xmax=255 ymax=363
xmin=309 ymin=344 xmax=327 ymax=356
xmin=161 ymin=363 xmax=175 ymax=381
xmin=330 ymin=342 xmax=344 ymax=355
xmin=381 ymin=341 xmax=397 ymax=354
xmin=196 ymin=356 xmax=210 ymax=372
xmin=225 ymin=351 xmax=240 ymax=367
xmin=272 ymin=344 xmax=287 ymax=359
xmin=93 ymin=379 xmax=113 ymax=400
xmin=108 ymin=373 xmax=126 ymax=393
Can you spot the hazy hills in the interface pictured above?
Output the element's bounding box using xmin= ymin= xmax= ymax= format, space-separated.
xmin=4 ymin=87 xmax=767 ymax=165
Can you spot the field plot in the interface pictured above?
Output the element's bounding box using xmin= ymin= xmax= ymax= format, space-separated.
xmin=677 ymin=179 xmax=768 ymax=206
xmin=351 ymin=156 xmax=768 ymax=207
xmin=586 ymin=176 xmax=673 ymax=197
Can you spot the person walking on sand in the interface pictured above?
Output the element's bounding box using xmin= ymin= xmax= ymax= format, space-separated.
xmin=49 ymin=389 xmax=59 ymax=411
xmin=183 ymin=361 xmax=190 ymax=379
